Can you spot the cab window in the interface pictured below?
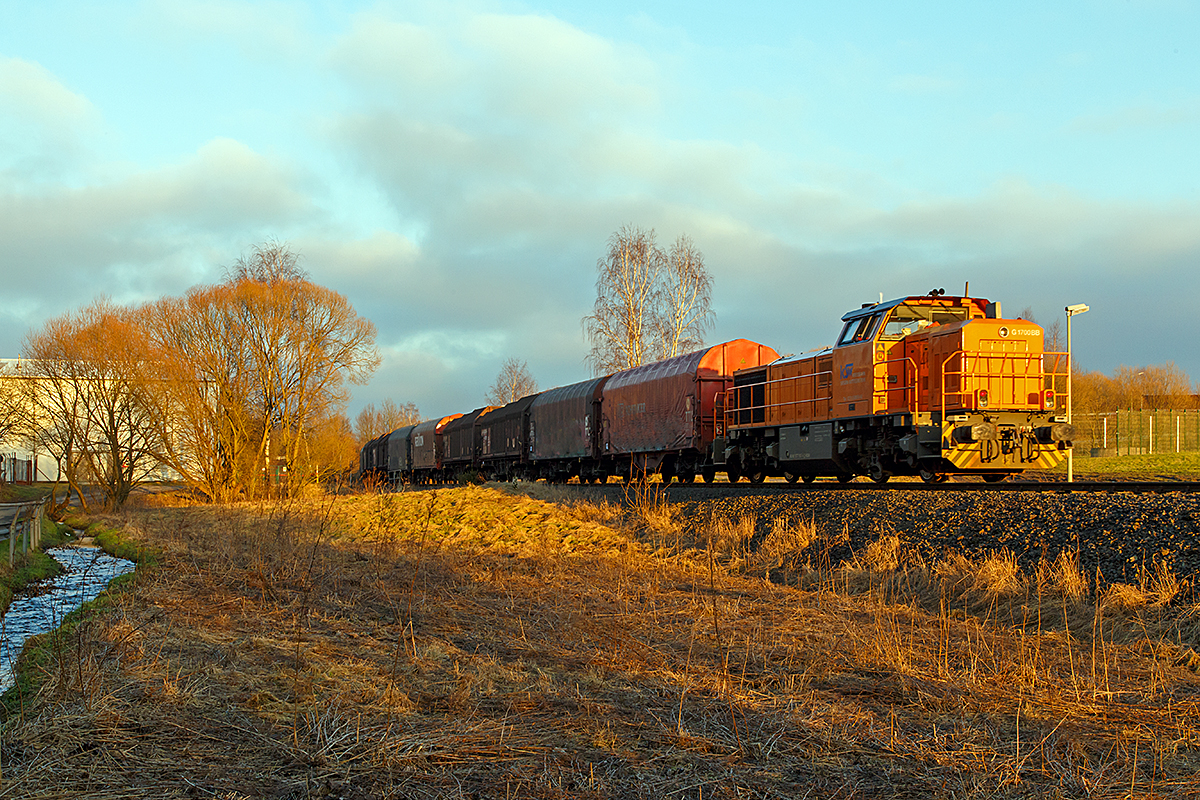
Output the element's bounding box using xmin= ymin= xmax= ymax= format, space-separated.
xmin=879 ymin=303 xmax=968 ymax=340
xmin=836 ymin=313 xmax=882 ymax=346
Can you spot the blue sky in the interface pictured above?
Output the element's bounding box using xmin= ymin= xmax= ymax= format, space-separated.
xmin=2 ymin=0 xmax=1198 ymax=417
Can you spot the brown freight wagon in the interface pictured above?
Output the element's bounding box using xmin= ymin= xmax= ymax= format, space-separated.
xmin=478 ymin=393 xmax=541 ymax=480
xmin=528 ymin=377 xmax=609 ymax=483
xmin=442 ymin=406 xmax=499 ymax=475
xmin=600 ymin=339 xmax=780 ymax=482
xmin=386 ymin=424 xmax=418 ymax=483
xmin=410 ymin=413 xmax=463 ymax=483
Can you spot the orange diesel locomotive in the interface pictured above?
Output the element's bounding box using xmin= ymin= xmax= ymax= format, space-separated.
xmin=718 ymin=290 xmax=1075 ymax=483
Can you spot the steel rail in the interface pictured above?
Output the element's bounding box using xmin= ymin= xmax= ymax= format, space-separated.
xmin=642 ymin=479 xmax=1200 ymax=494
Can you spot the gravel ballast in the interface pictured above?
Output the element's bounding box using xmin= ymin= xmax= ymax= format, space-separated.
xmin=579 ymin=484 xmax=1200 ymax=588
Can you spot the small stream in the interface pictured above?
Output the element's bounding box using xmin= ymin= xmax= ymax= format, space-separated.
xmin=0 ymin=545 xmax=136 ymax=693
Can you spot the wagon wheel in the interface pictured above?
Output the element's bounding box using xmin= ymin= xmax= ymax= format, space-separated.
xmin=785 ymin=471 xmax=800 ymax=484
xmin=702 ymin=467 xmax=716 ymax=484
xmin=749 ymin=470 xmax=766 ymax=484
xmin=678 ymin=472 xmax=694 ymax=484
xmin=836 ymin=471 xmax=854 ymax=484
xmin=919 ymin=468 xmax=947 ymax=484
xmin=725 ymin=465 xmax=742 ymax=483
xmin=802 ymin=474 xmax=817 ymax=484
xmin=982 ymin=473 xmax=1008 ymax=483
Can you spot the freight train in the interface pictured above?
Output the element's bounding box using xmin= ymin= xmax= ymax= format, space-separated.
xmin=359 ymin=291 xmax=1076 ymax=486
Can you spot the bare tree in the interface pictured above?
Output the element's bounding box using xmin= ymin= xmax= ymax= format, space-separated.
xmin=656 ymin=234 xmax=714 ymax=359
xmin=354 ymin=399 xmax=421 ymax=444
xmin=143 ymin=244 xmax=380 ymax=500
xmin=307 ymin=412 xmax=359 ymax=485
xmin=583 ymin=225 xmax=714 ymax=373
xmin=584 ymin=225 xmax=665 ymax=374
xmin=225 ymin=239 xmax=308 ymax=284
xmin=0 ymin=364 xmax=26 ymax=452
xmin=22 ymin=300 xmax=162 ymax=510
xmin=485 ymin=358 xmax=538 ymax=405
xmin=1017 ymin=307 xmax=1065 ymax=352
xmin=1114 ymin=363 xmax=1194 ymax=410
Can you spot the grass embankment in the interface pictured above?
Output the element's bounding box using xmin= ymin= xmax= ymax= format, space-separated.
xmin=0 ymin=484 xmax=1197 ymax=798
xmin=1047 ymin=451 xmax=1200 ymax=480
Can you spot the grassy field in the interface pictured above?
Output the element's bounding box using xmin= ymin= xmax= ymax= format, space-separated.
xmin=0 ymin=483 xmax=53 ymax=504
xmin=1046 ymin=451 xmax=1200 ymax=479
xmin=1 ymin=485 xmax=1198 ymax=798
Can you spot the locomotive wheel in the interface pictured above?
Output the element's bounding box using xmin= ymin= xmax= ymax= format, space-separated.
xmin=836 ymin=471 xmax=854 ymax=483
xmin=982 ymin=473 xmax=1008 ymax=483
xmin=702 ymin=467 xmax=716 ymax=484
xmin=802 ymin=474 xmax=817 ymax=484
xmin=785 ymin=471 xmax=800 ymax=484
xmin=726 ymin=466 xmax=742 ymax=483
xmin=678 ymin=472 xmax=694 ymax=484
xmin=919 ymin=469 xmax=948 ymax=484
xmin=749 ymin=470 xmax=766 ymax=484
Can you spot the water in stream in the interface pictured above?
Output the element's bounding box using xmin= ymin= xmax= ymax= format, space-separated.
xmin=0 ymin=545 xmax=136 ymax=693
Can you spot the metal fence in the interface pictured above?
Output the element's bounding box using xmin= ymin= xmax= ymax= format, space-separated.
xmin=1074 ymin=410 xmax=1200 ymax=456
xmin=0 ymin=499 xmax=46 ymax=564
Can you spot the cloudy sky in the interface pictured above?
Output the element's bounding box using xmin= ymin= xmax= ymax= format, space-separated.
xmin=3 ymin=0 xmax=1198 ymax=418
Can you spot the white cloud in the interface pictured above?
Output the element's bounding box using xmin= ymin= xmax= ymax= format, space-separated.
xmin=0 ymin=57 xmax=100 ymax=183
xmin=463 ymin=13 xmax=659 ymax=124
xmin=140 ymin=0 xmax=313 ymax=61
xmin=0 ymin=57 xmax=95 ymax=125
xmin=0 ymin=137 xmax=317 ymax=355
xmin=328 ymin=16 xmax=463 ymax=91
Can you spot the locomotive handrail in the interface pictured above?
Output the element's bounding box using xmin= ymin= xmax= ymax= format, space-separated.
xmin=724 ymin=347 xmax=1070 ymax=424
xmin=938 ymin=348 xmax=1069 ymax=414
xmin=724 ymin=369 xmax=834 ymax=429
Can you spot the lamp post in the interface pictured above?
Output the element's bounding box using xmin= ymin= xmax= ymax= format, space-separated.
xmin=1065 ymin=303 xmax=1089 ymax=483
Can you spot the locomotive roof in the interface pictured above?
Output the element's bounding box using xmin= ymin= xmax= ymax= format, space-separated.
xmin=841 ymin=297 xmax=907 ymax=322
xmin=840 ymin=293 xmax=979 ymax=321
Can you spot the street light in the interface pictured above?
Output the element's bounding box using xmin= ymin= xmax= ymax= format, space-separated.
xmin=1065 ymin=304 xmax=1089 ymax=483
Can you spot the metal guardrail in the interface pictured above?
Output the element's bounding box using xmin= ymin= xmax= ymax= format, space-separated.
xmin=0 ymin=499 xmax=47 ymax=563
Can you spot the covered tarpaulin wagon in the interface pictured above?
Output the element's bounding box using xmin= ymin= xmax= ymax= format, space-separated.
xmin=386 ymin=424 xmax=417 ymax=476
xmin=442 ymin=406 xmax=499 ymax=469
xmin=411 ymin=414 xmax=463 ymax=472
xmin=601 ymin=339 xmax=780 ymax=456
xmin=479 ymin=393 xmax=540 ymax=464
xmin=529 ymin=377 xmax=609 ymax=461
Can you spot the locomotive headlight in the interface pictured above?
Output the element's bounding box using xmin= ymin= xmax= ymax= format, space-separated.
xmin=1035 ymin=423 xmax=1077 ymax=443
xmin=953 ymin=422 xmax=998 ymax=443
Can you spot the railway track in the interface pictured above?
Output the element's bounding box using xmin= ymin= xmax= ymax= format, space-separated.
xmin=643 ymin=478 xmax=1200 ymax=494
xmin=413 ymin=478 xmax=1200 ymax=494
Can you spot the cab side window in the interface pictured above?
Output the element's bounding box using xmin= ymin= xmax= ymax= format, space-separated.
xmin=836 ymin=313 xmax=883 ymax=346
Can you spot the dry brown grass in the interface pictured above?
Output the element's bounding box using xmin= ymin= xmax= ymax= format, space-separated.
xmin=2 ymin=486 xmax=1199 ymax=798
